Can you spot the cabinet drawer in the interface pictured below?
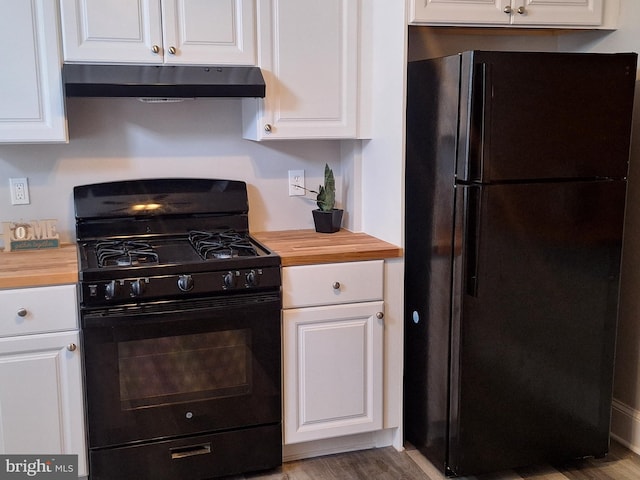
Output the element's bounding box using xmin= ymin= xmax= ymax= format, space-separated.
xmin=0 ymin=284 xmax=78 ymax=337
xmin=283 ymin=260 xmax=383 ymax=309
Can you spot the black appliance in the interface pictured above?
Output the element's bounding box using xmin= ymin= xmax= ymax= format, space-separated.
xmin=63 ymin=64 xmax=266 ymax=98
xmin=74 ymin=178 xmax=282 ymax=480
xmin=404 ymin=51 xmax=637 ymax=477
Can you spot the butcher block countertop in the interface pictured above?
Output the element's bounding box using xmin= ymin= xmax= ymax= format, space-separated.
xmin=0 ymin=244 xmax=78 ymax=289
xmin=0 ymin=231 xmax=401 ymax=289
xmin=253 ymin=229 xmax=402 ymax=267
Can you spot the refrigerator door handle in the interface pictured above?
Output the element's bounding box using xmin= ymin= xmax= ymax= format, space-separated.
xmin=465 ymin=186 xmax=482 ymax=297
xmin=468 ymin=63 xmax=489 ymax=183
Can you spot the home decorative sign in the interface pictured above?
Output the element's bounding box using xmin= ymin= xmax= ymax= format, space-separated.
xmin=2 ymin=220 xmax=60 ymax=252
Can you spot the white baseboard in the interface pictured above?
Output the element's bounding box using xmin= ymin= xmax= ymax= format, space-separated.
xmin=611 ymin=398 xmax=640 ymax=455
xmin=282 ymin=428 xmax=397 ymax=462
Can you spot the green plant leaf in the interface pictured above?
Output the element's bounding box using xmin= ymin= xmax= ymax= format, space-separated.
xmin=321 ymin=163 xmax=335 ymax=211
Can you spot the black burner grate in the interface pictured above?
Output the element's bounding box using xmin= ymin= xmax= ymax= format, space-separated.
xmin=96 ymin=240 xmax=159 ymax=267
xmin=189 ymin=230 xmax=258 ymax=260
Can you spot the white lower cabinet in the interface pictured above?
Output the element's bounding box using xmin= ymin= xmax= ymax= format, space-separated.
xmin=0 ymin=285 xmax=87 ymax=477
xmin=282 ymin=261 xmax=384 ymax=444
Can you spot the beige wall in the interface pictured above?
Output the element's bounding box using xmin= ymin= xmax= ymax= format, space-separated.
xmin=0 ymin=98 xmax=344 ymax=246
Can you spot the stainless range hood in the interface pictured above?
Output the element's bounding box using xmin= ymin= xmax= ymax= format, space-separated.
xmin=63 ymin=64 xmax=266 ymax=98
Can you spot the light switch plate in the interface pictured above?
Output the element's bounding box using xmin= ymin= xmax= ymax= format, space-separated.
xmin=289 ymin=170 xmax=305 ymax=196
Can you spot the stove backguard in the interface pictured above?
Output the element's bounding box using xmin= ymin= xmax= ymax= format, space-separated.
xmin=74 ymin=178 xmax=251 ymax=241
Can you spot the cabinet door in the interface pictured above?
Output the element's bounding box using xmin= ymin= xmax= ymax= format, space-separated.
xmin=512 ymin=0 xmax=603 ymax=26
xmin=283 ymin=301 xmax=384 ymax=444
xmin=0 ymin=331 xmax=87 ymax=476
xmin=410 ymin=0 xmax=511 ymax=25
xmin=60 ymin=0 xmax=255 ymax=65
xmin=410 ymin=0 xmax=604 ymax=26
xmin=60 ymin=0 xmax=163 ymax=63
xmin=242 ymin=0 xmax=358 ymax=140
xmin=0 ymin=0 xmax=67 ymax=143
xmin=161 ymin=0 xmax=256 ymax=65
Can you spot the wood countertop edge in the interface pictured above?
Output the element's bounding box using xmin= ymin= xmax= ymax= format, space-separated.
xmin=253 ymin=229 xmax=403 ymax=267
xmin=0 ymin=272 xmax=79 ymax=290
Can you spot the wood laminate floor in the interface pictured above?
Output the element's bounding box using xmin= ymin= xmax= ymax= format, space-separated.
xmin=227 ymin=441 xmax=640 ymax=480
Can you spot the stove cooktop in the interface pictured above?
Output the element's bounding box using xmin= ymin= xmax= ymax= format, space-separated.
xmin=77 ymin=232 xmax=280 ymax=308
xmin=79 ymin=234 xmax=277 ymax=278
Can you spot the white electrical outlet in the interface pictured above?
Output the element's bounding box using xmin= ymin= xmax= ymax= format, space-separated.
xmin=10 ymin=177 xmax=30 ymax=205
xmin=288 ymin=170 xmax=305 ymax=196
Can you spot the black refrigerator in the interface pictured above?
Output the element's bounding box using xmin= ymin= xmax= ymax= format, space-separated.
xmin=404 ymin=50 xmax=637 ymax=477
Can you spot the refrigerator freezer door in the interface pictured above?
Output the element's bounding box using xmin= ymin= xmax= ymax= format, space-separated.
xmin=449 ymin=179 xmax=625 ymax=476
xmin=457 ymin=51 xmax=636 ymax=183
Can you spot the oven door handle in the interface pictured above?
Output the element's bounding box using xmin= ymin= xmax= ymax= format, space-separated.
xmin=170 ymin=443 xmax=212 ymax=460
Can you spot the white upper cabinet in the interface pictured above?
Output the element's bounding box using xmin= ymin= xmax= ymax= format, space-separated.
xmin=242 ymin=0 xmax=360 ymax=140
xmin=0 ymin=0 xmax=67 ymax=143
xmin=60 ymin=0 xmax=256 ymax=65
xmin=410 ymin=0 xmax=607 ymax=28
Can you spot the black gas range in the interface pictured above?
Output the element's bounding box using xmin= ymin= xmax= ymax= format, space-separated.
xmin=75 ymin=178 xmax=281 ymax=307
xmin=74 ymin=179 xmax=282 ymax=480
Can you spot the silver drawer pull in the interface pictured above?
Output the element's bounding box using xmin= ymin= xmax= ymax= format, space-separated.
xmin=332 ymin=282 xmax=341 ymax=290
xmin=170 ymin=443 xmax=211 ymax=459
xmin=17 ymin=308 xmax=28 ymax=317
xmin=67 ymin=343 xmax=77 ymax=352
xmin=376 ymin=312 xmax=384 ymax=320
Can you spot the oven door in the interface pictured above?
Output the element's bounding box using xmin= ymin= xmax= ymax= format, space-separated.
xmin=81 ymin=292 xmax=281 ymax=449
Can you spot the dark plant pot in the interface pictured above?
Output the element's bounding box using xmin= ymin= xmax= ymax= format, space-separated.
xmin=312 ymin=208 xmax=344 ymax=234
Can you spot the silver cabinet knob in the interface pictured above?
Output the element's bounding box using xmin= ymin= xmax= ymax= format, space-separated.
xmin=504 ymin=5 xmax=512 ymax=14
xmin=17 ymin=308 xmax=27 ymax=317
xmin=151 ymin=44 xmax=160 ymax=54
xmin=376 ymin=312 xmax=384 ymax=320
xmin=332 ymin=282 xmax=341 ymax=290
xmin=517 ymin=6 xmax=526 ymax=14
xmin=67 ymin=343 xmax=77 ymax=352
xmin=264 ymin=124 xmax=272 ymax=133
xmin=168 ymin=46 xmax=177 ymax=55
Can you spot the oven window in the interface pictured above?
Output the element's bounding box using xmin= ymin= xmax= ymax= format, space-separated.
xmin=118 ymin=329 xmax=252 ymax=410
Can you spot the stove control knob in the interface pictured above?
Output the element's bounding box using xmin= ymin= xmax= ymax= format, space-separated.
xmin=177 ymin=275 xmax=194 ymax=292
xmin=105 ymin=280 xmax=118 ymax=300
xmin=245 ymin=270 xmax=259 ymax=287
xmin=223 ymin=271 xmax=236 ymax=289
xmin=130 ymin=279 xmax=146 ymax=297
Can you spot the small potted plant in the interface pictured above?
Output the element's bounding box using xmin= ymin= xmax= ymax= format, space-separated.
xmin=304 ymin=164 xmax=343 ymax=234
